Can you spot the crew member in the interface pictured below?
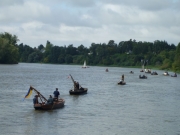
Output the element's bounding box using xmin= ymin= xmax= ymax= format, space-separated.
xmin=33 ymin=95 xmax=38 ymax=104
xmin=53 ymin=88 xmax=60 ymax=99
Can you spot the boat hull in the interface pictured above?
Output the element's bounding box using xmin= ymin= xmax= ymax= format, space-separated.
xmin=139 ymin=75 xmax=147 ymax=79
xmin=145 ymin=69 xmax=151 ymax=73
xmin=151 ymin=72 xmax=158 ymax=75
xmin=34 ymin=99 xmax=65 ymax=110
xmin=117 ymin=82 xmax=126 ymax=85
xmin=129 ymin=71 xmax=134 ymax=74
xmin=118 ymin=82 xmax=126 ymax=85
xmin=69 ymin=88 xmax=88 ymax=95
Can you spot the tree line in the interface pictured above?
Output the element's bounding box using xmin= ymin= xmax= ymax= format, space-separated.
xmin=0 ymin=32 xmax=180 ymax=72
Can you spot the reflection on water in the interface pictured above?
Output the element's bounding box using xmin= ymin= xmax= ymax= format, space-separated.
xmin=0 ymin=63 xmax=180 ymax=135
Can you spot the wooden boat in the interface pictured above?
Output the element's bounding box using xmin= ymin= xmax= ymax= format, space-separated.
xmin=69 ymin=88 xmax=88 ymax=95
xmin=130 ymin=71 xmax=134 ymax=74
xmin=171 ymin=73 xmax=177 ymax=77
xmin=25 ymin=86 xmax=65 ymax=110
xmin=69 ymin=74 xmax=88 ymax=95
xmin=139 ymin=75 xmax=147 ymax=79
xmin=117 ymin=81 xmax=126 ymax=85
xmin=118 ymin=74 xmax=126 ymax=85
xmin=145 ymin=69 xmax=151 ymax=73
xmin=151 ymin=71 xmax=158 ymax=75
xmin=163 ymin=71 xmax=169 ymax=76
xmin=34 ymin=98 xmax=65 ymax=110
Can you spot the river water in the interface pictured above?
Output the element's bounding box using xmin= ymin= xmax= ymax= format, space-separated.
xmin=0 ymin=63 xmax=180 ymax=135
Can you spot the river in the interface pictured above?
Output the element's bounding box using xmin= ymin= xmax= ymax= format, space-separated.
xmin=0 ymin=63 xmax=180 ymax=135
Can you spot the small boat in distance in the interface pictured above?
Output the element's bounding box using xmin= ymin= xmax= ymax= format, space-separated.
xmin=151 ymin=71 xmax=158 ymax=75
xmin=139 ymin=75 xmax=147 ymax=79
xmin=118 ymin=81 xmax=126 ymax=85
xmin=69 ymin=74 xmax=88 ymax=95
xmin=24 ymin=86 xmax=65 ymax=110
xmin=163 ymin=71 xmax=169 ymax=76
xmin=140 ymin=60 xmax=145 ymax=72
xmin=145 ymin=69 xmax=151 ymax=73
xmin=82 ymin=60 xmax=89 ymax=68
xmin=130 ymin=71 xmax=134 ymax=74
xmin=117 ymin=74 xmax=126 ymax=85
xmin=171 ymin=73 xmax=177 ymax=77
xmin=139 ymin=60 xmax=147 ymax=79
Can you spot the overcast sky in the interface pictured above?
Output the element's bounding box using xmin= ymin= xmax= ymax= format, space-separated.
xmin=0 ymin=0 xmax=180 ymax=48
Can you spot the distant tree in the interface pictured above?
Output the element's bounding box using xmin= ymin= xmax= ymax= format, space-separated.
xmin=66 ymin=44 xmax=78 ymax=55
xmin=18 ymin=44 xmax=34 ymax=62
xmin=108 ymin=40 xmax=115 ymax=46
xmin=58 ymin=55 xmax=65 ymax=63
xmin=172 ymin=43 xmax=180 ymax=72
xmin=50 ymin=46 xmax=61 ymax=63
xmin=77 ymin=45 xmax=88 ymax=55
xmin=0 ymin=32 xmax=19 ymax=64
xmin=0 ymin=32 xmax=19 ymax=45
xmin=65 ymin=54 xmax=73 ymax=64
xmin=38 ymin=44 xmax=44 ymax=51
xmin=44 ymin=40 xmax=53 ymax=63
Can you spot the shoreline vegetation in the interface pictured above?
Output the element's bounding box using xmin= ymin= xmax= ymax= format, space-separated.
xmin=0 ymin=32 xmax=180 ymax=73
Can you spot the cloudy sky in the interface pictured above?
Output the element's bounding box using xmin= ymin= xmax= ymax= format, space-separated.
xmin=0 ymin=0 xmax=180 ymax=48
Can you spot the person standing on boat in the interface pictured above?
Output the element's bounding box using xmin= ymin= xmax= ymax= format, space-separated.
xmin=53 ymin=88 xmax=60 ymax=100
xmin=74 ymin=81 xmax=79 ymax=90
xmin=122 ymin=74 xmax=124 ymax=82
xmin=33 ymin=95 xmax=38 ymax=104
xmin=76 ymin=82 xmax=79 ymax=89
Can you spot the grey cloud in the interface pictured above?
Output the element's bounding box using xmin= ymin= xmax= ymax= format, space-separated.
xmin=0 ymin=0 xmax=24 ymax=7
xmin=65 ymin=0 xmax=96 ymax=7
xmin=0 ymin=0 xmax=179 ymax=47
xmin=99 ymin=0 xmax=178 ymax=11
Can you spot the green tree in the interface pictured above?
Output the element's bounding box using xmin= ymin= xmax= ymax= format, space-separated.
xmin=0 ymin=32 xmax=19 ymax=64
xmin=0 ymin=32 xmax=19 ymax=45
xmin=18 ymin=44 xmax=34 ymax=62
xmin=65 ymin=55 xmax=73 ymax=64
xmin=172 ymin=43 xmax=180 ymax=72
xmin=44 ymin=41 xmax=53 ymax=63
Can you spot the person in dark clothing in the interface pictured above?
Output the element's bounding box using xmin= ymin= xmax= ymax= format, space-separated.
xmin=33 ymin=95 xmax=38 ymax=104
xmin=76 ymin=82 xmax=79 ymax=89
xmin=53 ymin=88 xmax=60 ymax=99
xmin=122 ymin=74 xmax=124 ymax=81
xmin=74 ymin=81 xmax=80 ymax=91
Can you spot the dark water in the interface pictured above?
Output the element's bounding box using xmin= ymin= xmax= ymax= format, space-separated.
xmin=0 ymin=63 xmax=180 ymax=135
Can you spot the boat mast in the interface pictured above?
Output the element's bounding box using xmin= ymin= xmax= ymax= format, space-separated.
xmin=69 ymin=74 xmax=75 ymax=84
xmin=30 ymin=86 xmax=47 ymax=102
xmin=69 ymin=74 xmax=78 ymax=89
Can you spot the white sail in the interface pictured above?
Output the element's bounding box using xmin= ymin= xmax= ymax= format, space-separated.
xmin=82 ymin=60 xmax=89 ymax=68
xmin=83 ymin=61 xmax=86 ymax=67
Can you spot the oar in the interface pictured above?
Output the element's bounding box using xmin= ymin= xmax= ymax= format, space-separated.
xmin=51 ymin=98 xmax=57 ymax=110
xmin=51 ymin=103 xmax=55 ymax=110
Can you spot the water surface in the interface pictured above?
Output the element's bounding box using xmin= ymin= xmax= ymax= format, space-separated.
xmin=0 ymin=63 xmax=180 ymax=135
